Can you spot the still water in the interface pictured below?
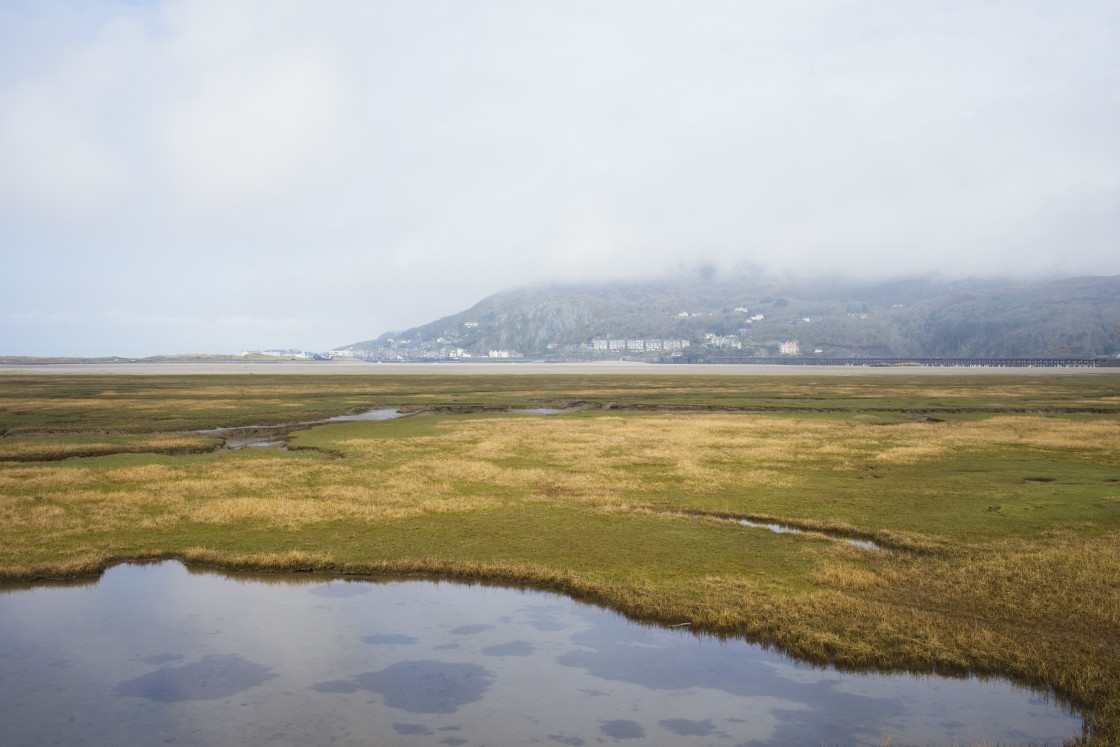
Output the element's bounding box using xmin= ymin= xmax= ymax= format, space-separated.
xmin=0 ymin=562 xmax=1081 ymax=746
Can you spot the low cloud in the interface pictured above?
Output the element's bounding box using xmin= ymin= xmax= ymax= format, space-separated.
xmin=1 ymin=0 xmax=1117 ymax=355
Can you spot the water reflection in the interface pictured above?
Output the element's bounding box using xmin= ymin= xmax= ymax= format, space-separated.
xmin=115 ymin=654 xmax=275 ymax=702
xmin=311 ymin=660 xmax=494 ymax=713
xmin=601 ymin=719 xmax=646 ymax=739
xmin=362 ymin=633 xmax=417 ymax=645
xmin=202 ymin=408 xmax=405 ymax=450
xmin=0 ymin=562 xmax=1082 ymax=746
xmin=481 ymin=640 xmax=534 ymax=657
xmin=703 ymin=514 xmax=884 ymax=551
xmin=204 ymin=406 xmax=580 ymax=451
xmin=323 ymin=408 xmax=405 ymax=423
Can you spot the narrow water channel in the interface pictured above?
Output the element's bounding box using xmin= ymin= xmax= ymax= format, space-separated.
xmin=724 ymin=516 xmax=882 ymax=551
xmin=203 ymin=406 xmax=577 ymax=450
xmin=201 ymin=408 xmax=406 ymax=449
xmin=0 ymin=562 xmax=1081 ymax=746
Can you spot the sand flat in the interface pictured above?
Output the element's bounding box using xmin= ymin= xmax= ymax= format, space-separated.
xmin=1 ymin=361 xmax=1115 ymax=376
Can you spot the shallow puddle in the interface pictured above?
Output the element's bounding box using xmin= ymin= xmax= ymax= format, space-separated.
xmin=0 ymin=562 xmax=1081 ymax=746
xmin=734 ymin=517 xmax=882 ymax=551
xmin=322 ymin=408 xmax=406 ymax=423
xmin=206 ymin=407 xmax=582 ymax=450
xmin=698 ymin=514 xmax=884 ymax=551
xmin=202 ymin=408 xmax=405 ymax=450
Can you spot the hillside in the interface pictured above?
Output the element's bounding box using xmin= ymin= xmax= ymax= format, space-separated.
xmin=348 ymin=275 xmax=1120 ymax=360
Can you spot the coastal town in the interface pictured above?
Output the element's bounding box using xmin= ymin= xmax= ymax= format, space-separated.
xmin=242 ymin=329 xmax=806 ymax=363
xmin=228 ymin=273 xmax=1120 ymax=365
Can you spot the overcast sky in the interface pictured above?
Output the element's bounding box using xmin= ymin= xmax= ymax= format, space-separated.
xmin=2 ymin=0 xmax=1118 ymax=356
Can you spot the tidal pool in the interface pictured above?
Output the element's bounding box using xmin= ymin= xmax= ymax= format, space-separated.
xmin=0 ymin=562 xmax=1081 ymax=746
xmin=201 ymin=408 xmax=405 ymax=450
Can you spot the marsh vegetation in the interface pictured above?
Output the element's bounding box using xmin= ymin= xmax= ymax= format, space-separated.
xmin=1 ymin=373 xmax=1118 ymax=743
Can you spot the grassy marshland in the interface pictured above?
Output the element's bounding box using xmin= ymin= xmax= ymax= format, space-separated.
xmin=1 ymin=373 xmax=1118 ymax=743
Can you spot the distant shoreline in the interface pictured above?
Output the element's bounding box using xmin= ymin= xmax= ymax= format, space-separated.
xmin=2 ymin=360 xmax=1117 ymax=376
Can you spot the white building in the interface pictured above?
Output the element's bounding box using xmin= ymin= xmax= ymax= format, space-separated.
xmin=704 ymin=333 xmax=741 ymax=348
xmin=591 ymin=338 xmax=691 ymax=351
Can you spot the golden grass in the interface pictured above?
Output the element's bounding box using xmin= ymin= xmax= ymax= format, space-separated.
xmin=0 ymin=465 xmax=93 ymax=490
xmin=4 ymin=412 xmax=1118 ymax=538
xmin=0 ymin=434 xmax=218 ymax=460
xmin=808 ymin=563 xmax=885 ymax=591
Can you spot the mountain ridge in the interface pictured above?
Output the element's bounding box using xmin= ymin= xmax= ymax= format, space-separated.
xmin=348 ymin=275 xmax=1120 ymax=360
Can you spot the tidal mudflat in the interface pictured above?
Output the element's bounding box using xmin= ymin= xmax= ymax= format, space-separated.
xmin=0 ymin=562 xmax=1082 ymax=746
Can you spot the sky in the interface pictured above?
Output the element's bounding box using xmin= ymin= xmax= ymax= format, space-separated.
xmin=2 ymin=0 xmax=1118 ymax=357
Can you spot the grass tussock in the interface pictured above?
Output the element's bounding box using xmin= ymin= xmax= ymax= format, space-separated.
xmin=0 ymin=553 xmax=112 ymax=584
xmin=0 ymin=434 xmax=219 ymax=461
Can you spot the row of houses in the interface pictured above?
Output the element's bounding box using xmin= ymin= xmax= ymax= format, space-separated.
xmin=704 ymin=333 xmax=741 ymax=349
xmin=592 ymin=338 xmax=692 ymax=352
xmin=592 ymin=337 xmax=807 ymax=355
xmin=325 ymin=348 xmax=368 ymax=359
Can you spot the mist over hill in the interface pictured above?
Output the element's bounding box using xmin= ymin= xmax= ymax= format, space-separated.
xmin=348 ymin=275 xmax=1120 ymax=360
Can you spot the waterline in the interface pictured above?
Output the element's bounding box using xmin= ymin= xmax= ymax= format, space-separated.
xmin=0 ymin=561 xmax=1081 ymax=746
